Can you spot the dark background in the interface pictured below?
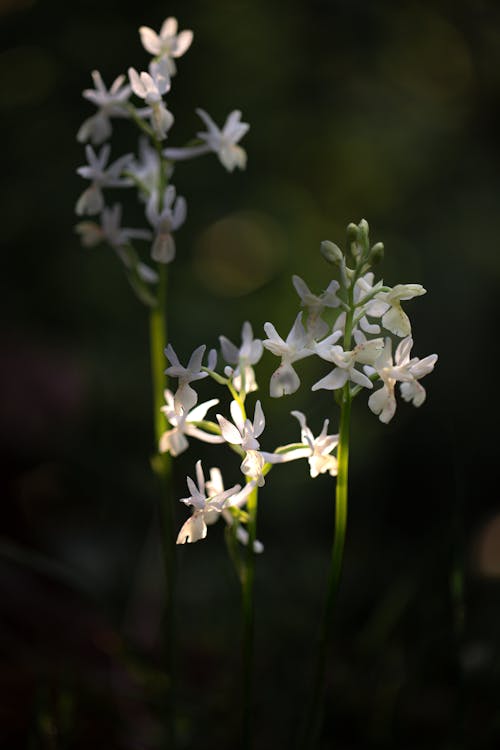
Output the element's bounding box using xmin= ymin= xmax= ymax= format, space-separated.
xmin=1 ymin=0 xmax=500 ymax=748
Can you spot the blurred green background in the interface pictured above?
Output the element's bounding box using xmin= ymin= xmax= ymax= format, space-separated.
xmin=1 ymin=0 xmax=500 ymax=747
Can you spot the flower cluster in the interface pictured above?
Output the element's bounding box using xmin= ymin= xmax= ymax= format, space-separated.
xmin=163 ymin=220 xmax=437 ymax=550
xmin=161 ymin=323 xmax=340 ymax=549
xmin=263 ymin=221 xmax=438 ymax=423
xmin=75 ymin=16 xmax=249 ymax=303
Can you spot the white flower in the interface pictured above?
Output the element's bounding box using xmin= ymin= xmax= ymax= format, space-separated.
xmin=400 ymin=351 xmax=438 ymax=407
xmin=164 ymin=344 xmax=209 ymax=411
xmin=76 ymin=203 xmax=151 ymax=249
xmin=76 ymin=145 xmax=133 ymax=215
xmin=240 ymin=450 xmax=266 ymax=487
xmin=352 ymin=272 xmax=383 ymax=334
xmin=313 ymin=334 xmax=384 ymax=391
xmin=205 ymin=468 xmax=263 ymax=553
xmin=364 ymin=283 xmax=426 ymax=337
xmin=128 ymin=59 xmax=173 ymax=139
xmin=219 ymin=321 xmax=263 ymax=395
xmin=292 ymin=275 xmax=341 ymax=339
xmin=159 ymin=389 xmax=225 ymax=456
xmin=263 ymin=313 xmax=314 ymax=397
xmin=145 ymin=186 xmax=187 ymax=263
xmin=367 ymin=337 xmax=437 ymax=422
xmin=176 ymin=461 xmax=241 ymax=545
xmin=291 ymin=411 xmax=339 ymax=477
xmin=139 ymin=17 xmax=193 ymax=76
xmin=164 ymin=109 xmax=249 ymax=172
xmin=127 ymin=137 xmax=171 ymax=201
xmin=262 ymin=411 xmax=339 ymax=478
xmin=217 ymin=400 xmax=266 ymax=486
xmin=77 ymin=71 xmax=131 ymax=145
xmin=217 ymin=400 xmax=265 ymax=452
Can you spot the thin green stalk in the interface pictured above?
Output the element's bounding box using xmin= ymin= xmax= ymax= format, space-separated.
xmin=300 ymin=386 xmax=351 ymax=748
xmin=149 ymin=262 xmax=176 ymax=748
xmin=241 ymin=481 xmax=258 ymax=750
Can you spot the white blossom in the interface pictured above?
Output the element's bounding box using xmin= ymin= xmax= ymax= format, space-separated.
xmin=262 ymin=411 xmax=339 ymax=478
xmin=352 ymin=273 xmax=383 ymax=334
xmin=313 ymin=334 xmax=384 ymax=391
xmin=75 ymin=203 xmax=151 ymax=249
xmin=292 ymin=275 xmax=341 ymax=339
xmin=219 ymin=321 xmax=263 ymax=395
xmin=164 ymin=109 xmax=249 ymax=172
xmin=217 ymin=400 xmax=265 ymax=452
xmin=77 ymin=71 xmax=131 ymax=145
xmin=139 ymin=17 xmax=193 ymax=76
xmin=205 ymin=468 xmax=263 ymax=553
xmin=145 ymin=186 xmax=186 ymax=263
xmin=400 ymin=351 xmax=438 ymax=407
xmin=164 ymin=344 xmax=209 ymax=411
xmin=217 ymin=400 xmax=266 ymax=486
xmin=76 ymin=145 xmax=133 ymax=216
xmin=367 ymin=337 xmax=438 ymax=422
xmin=291 ymin=411 xmax=339 ymax=477
xmin=176 ymin=461 xmax=241 ymax=544
xmin=159 ymin=389 xmax=224 ymax=456
xmin=127 ymin=137 xmax=169 ymax=200
xmin=364 ymin=283 xmax=426 ymax=337
xmin=128 ymin=59 xmax=173 ymax=139
xmin=263 ymin=313 xmax=314 ymax=397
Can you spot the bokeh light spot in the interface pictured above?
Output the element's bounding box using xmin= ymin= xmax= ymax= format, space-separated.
xmin=474 ymin=514 xmax=500 ymax=577
xmin=193 ymin=211 xmax=286 ymax=297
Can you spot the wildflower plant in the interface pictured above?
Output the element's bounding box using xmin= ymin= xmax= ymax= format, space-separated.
xmin=162 ymin=220 xmax=437 ymax=747
xmin=75 ymin=13 xmax=437 ymax=750
xmin=74 ymin=14 xmax=249 ymax=747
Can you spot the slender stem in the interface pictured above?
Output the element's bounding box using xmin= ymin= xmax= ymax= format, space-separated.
xmin=300 ymin=385 xmax=351 ymax=749
xmin=241 ymin=481 xmax=258 ymax=750
xmin=149 ymin=262 xmax=176 ymax=748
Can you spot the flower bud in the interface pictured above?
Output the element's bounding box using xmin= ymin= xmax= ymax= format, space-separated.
xmin=346 ymin=223 xmax=359 ymax=243
xmin=320 ymin=240 xmax=344 ymax=266
xmin=358 ymin=219 xmax=370 ymax=254
xmin=370 ymin=241 xmax=384 ymax=264
xmin=358 ymin=218 xmax=369 ymax=236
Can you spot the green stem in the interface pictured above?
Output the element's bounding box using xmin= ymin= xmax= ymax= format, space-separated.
xmin=149 ymin=262 xmax=176 ymax=748
xmin=300 ymin=385 xmax=351 ymax=749
xmin=241 ymin=481 xmax=258 ymax=750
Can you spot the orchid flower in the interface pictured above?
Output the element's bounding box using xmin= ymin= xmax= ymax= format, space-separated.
xmin=217 ymin=400 xmax=266 ymax=486
xmin=219 ymin=321 xmax=263 ymax=395
xmin=164 ymin=344 xmax=210 ymax=411
xmin=145 ymin=185 xmax=187 ymax=263
xmin=292 ymin=275 xmax=341 ymax=339
xmin=127 ymin=137 xmax=169 ymax=200
xmin=364 ymin=283 xmax=426 ymax=337
xmin=76 ymin=203 xmax=151 ymax=249
xmin=164 ymin=109 xmax=249 ymax=172
xmin=262 ymin=411 xmax=339 ymax=478
xmin=205 ymin=468 xmax=263 ymax=553
xmin=263 ymin=313 xmax=314 ymax=397
xmin=176 ymin=461 xmax=241 ymax=544
xmin=76 ymin=145 xmax=133 ymax=215
xmin=139 ymin=17 xmax=193 ymax=76
xmin=77 ymin=70 xmax=131 ymax=145
xmin=128 ymin=58 xmax=173 ymax=139
xmin=312 ymin=333 xmax=384 ymax=392
xmin=367 ymin=337 xmax=438 ymax=422
xmin=159 ymin=389 xmax=224 ymax=456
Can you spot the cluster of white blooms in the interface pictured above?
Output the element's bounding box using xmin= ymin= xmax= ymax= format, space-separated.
xmin=263 ymin=221 xmax=438 ymax=423
xmin=163 ymin=221 xmax=437 ymax=550
xmin=75 ymin=16 xmax=249 ymax=304
xmin=161 ymin=324 xmax=340 ymax=548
